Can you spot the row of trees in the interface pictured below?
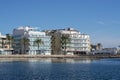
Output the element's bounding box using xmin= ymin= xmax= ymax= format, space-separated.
xmin=6 ymin=34 xmax=70 ymax=54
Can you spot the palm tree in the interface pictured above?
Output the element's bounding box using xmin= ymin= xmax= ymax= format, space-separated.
xmin=34 ymin=38 xmax=44 ymax=54
xmin=61 ymin=34 xmax=71 ymax=55
xmin=6 ymin=34 xmax=14 ymax=54
xmin=21 ymin=37 xmax=30 ymax=54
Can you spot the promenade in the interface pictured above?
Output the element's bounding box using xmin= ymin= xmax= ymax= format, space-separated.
xmin=0 ymin=54 xmax=120 ymax=59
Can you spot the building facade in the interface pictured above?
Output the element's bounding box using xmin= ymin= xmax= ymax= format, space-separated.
xmin=92 ymin=48 xmax=118 ymax=55
xmin=13 ymin=26 xmax=51 ymax=55
xmin=46 ymin=28 xmax=91 ymax=55
xmin=0 ymin=33 xmax=13 ymax=54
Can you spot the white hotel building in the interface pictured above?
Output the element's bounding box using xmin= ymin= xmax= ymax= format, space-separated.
xmin=12 ymin=26 xmax=51 ymax=55
xmin=46 ymin=28 xmax=91 ymax=55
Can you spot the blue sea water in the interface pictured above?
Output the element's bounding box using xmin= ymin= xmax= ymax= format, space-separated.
xmin=0 ymin=58 xmax=120 ymax=80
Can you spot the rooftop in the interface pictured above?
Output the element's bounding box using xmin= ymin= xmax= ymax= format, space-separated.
xmin=14 ymin=26 xmax=39 ymax=32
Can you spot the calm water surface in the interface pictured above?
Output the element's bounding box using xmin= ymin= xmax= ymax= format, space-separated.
xmin=0 ymin=58 xmax=120 ymax=80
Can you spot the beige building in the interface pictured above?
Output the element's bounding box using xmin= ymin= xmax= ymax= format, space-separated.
xmin=46 ymin=28 xmax=91 ymax=55
xmin=45 ymin=30 xmax=61 ymax=54
xmin=0 ymin=33 xmax=13 ymax=54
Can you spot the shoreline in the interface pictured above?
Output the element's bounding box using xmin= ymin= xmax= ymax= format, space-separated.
xmin=0 ymin=54 xmax=120 ymax=59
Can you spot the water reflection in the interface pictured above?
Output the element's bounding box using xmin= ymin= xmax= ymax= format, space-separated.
xmin=0 ymin=58 xmax=95 ymax=64
xmin=51 ymin=58 xmax=94 ymax=63
xmin=28 ymin=58 xmax=52 ymax=63
xmin=0 ymin=58 xmax=120 ymax=80
xmin=65 ymin=59 xmax=93 ymax=63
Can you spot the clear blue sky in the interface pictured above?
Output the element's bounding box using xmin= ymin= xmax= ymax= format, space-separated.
xmin=0 ymin=0 xmax=120 ymax=47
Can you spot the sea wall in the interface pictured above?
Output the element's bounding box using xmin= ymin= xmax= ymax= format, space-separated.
xmin=0 ymin=54 xmax=120 ymax=59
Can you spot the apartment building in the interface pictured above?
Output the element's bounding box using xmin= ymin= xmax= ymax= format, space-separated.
xmin=12 ymin=26 xmax=51 ymax=55
xmin=46 ymin=28 xmax=91 ymax=55
xmin=0 ymin=33 xmax=13 ymax=54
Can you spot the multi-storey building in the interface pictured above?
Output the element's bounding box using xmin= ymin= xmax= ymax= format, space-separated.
xmin=12 ymin=26 xmax=51 ymax=55
xmin=0 ymin=33 xmax=13 ymax=54
xmin=46 ymin=28 xmax=90 ymax=55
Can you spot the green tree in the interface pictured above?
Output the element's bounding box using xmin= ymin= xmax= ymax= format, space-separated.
xmin=21 ymin=37 xmax=30 ymax=54
xmin=6 ymin=34 xmax=14 ymax=54
xmin=34 ymin=38 xmax=44 ymax=54
xmin=61 ymin=34 xmax=71 ymax=55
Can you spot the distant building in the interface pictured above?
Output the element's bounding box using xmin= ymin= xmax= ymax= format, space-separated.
xmin=90 ymin=43 xmax=103 ymax=51
xmin=46 ymin=28 xmax=91 ymax=55
xmin=12 ymin=26 xmax=51 ymax=55
xmin=0 ymin=33 xmax=13 ymax=54
xmin=117 ymin=46 xmax=120 ymax=54
xmin=92 ymin=48 xmax=118 ymax=55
